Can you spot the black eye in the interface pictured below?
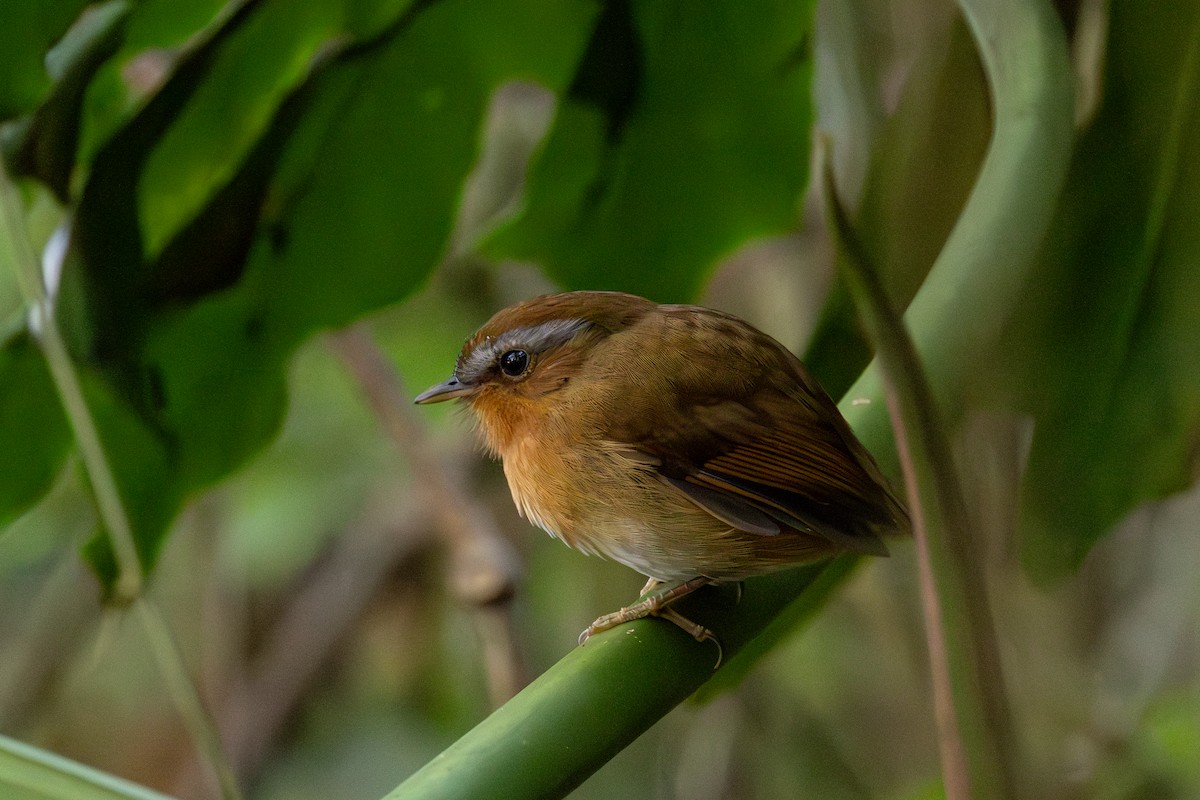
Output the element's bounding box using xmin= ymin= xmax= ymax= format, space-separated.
xmin=499 ymin=349 xmax=529 ymax=377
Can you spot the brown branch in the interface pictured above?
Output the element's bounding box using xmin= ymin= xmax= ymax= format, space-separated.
xmin=327 ymin=323 xmax=528 ymax=705
xmin=171 ymin=501 xmax=436 ymax=797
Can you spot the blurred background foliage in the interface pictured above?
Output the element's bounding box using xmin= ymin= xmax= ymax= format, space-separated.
xmin=0 ymin=0 xmax=1198 ymax=798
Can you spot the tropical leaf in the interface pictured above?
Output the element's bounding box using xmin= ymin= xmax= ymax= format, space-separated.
xmin=485 ymin=0 xmax=817 ymax=302
xmin=998 ymin=2 xmax=1200 ymax=579
xmin=2 ymin=0 xmax=599 ymax=588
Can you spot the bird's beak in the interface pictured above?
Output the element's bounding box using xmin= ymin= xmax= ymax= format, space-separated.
xmin=414 ymin=375 xmax=476 ymax=404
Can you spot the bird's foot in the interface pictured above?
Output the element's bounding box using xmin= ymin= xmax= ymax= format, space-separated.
xmin=578 ymin=576 xmax=723 ymax=668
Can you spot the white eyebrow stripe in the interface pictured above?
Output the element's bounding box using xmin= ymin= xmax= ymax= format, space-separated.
xmin=458 ymin=318 xmax=591 ymax=380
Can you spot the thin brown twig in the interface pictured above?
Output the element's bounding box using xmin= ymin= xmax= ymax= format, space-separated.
xmin=171 ymin=502 xmax=436 ymax=795
xmin=327 ymin=323 xmax=528 ymax=706
xmin=884 ymin=388 xmax=971 ymax=800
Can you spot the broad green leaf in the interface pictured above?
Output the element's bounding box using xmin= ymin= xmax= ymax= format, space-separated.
xmin=485 ymin=0 xmax=817 ymax=302
xmin=0 ymin=331 xmax=70 ymax=528
xmin=1001 ymin=2 xmax=1200 ymax=579
xmin=75 ymin=0 xmax=234 ymax=164
xmin=2 ymin=0 xmax=229 ymax=199
xmin=0 ymin=1 xmax=91 ymax=120
xmin=136 ymin=0 xmax=344 ymax=260
xmin=40 ymin=0 xmax=598 ymax=586
xmin=136 ymin=0 xmax=598 ymax=495
xmin=807 ymin=16 xmax=990 ymax=397
xmin=2 ymin=1 xmax=130 ymax=201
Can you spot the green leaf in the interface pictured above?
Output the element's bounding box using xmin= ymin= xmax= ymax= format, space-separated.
xmin=43 ymin=0 xmax=599 ymax=585
xmin=136 ymin=0 xmax=346 ymax=261
xmin=0 ymin=1 xmax=92 ymax=120
xmin=2 ymin=1 xmax=130 ymax=201
xmin=0 ymin=331 xmax=70 ymax=528
xmin=0 ymin=733 xmax=172 ymax=800
xmin=1001 ymin=3 xmax=1200 ymax=579
xmin=485 ymin=0 xmax=816 ymax=302
xmin=806 ymin=15 xmax=991 ymax=397
xmin=74 ymin=0 xmax=236 ymax=165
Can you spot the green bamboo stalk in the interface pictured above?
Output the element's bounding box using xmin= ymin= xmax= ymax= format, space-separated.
xmin=0 ymin=734 xmax=174 ymax=800
xmin=0 ymin=160 xmax=242 ymax=800
xmin=387 ymin=559 xmax=842 ymax=800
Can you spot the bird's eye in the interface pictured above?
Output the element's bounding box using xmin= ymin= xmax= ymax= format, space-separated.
xmin=499 ymin=349 xmax=529 ymax=377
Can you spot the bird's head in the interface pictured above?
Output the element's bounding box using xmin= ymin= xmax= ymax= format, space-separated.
xmin=414 ymin=291 xmax=655 ymax=449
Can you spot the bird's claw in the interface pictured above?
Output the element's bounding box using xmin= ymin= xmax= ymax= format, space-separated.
xmin=577 ymin=578 xmax=724 ymax=669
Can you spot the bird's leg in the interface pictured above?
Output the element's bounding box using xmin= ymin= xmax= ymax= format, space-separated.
xmin=656 ymin=608 xmax=724 ymax=668
xmin=634 ymin=578 xmax=720 ymax=647
xmin=579 ymin=576 xmax=718 ymax=654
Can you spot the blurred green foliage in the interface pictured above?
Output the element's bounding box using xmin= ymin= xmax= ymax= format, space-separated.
xmin=484 ymin=0 xmax=816 ymax=301
xmin=0 ymin=0 xmax=1198 ymax=798
xmin=998 ymin=1 xmax=1200 ymax=578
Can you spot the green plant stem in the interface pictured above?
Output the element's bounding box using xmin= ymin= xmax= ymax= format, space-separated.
xmin=133 ymin=601 xmax=242 ymax=800
xmin=387 ymin=559 xmax=841 ymax=800
xmin=824 ymin=147 xmax=1017 ymax=799
xmin=826 ymin=0 xmax=1072 ymax=794
xmin=0 ymin=161 xmax=142 ymax=603
xmin=0 ymin=161 xmax=243 ymax=800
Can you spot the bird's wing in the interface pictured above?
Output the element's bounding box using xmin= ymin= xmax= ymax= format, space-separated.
xmin=604 ymin=318 xmax=904 ymax=554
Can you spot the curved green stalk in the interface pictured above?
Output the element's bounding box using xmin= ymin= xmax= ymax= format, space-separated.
xmin=388 ymin=560 xmax=839 ymax=800
xmin=842 ymin=0 xmax=1074 ymax=450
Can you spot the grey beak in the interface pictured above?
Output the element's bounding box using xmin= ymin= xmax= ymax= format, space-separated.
xmin=414 ymin=375 xmax=476 ymax=404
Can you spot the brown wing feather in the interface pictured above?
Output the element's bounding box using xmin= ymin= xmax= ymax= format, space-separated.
xmin=605 ymin=306 xmax=907 ymax=553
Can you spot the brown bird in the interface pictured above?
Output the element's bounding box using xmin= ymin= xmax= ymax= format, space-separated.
xmin=416 ymin=291 xmax=907 ymax=649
